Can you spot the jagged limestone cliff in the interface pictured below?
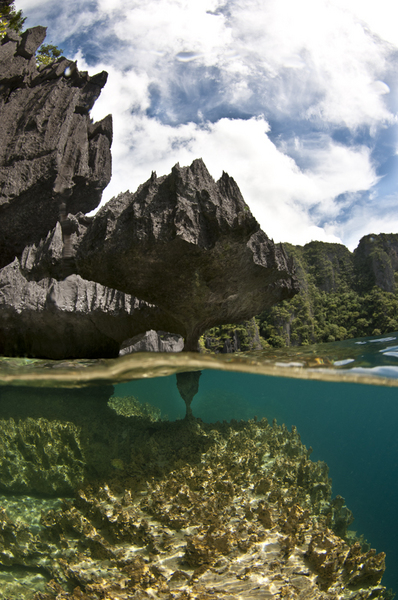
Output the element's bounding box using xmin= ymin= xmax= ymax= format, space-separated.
xmin=0 ymin=30 xmax=298 ymax=357
xmin=20 ymin=159 xmax=298 ymax=354
xmin=0 ymin=26 xmax=112 ymax=269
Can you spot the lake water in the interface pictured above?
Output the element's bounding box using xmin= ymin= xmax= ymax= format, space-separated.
xmin=0 ymin=333 xmax=397 ymax=599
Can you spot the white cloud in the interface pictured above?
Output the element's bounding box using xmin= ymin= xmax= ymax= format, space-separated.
xmin=330 ymin=194 xmax=398 ymax=251
xmin=226 ymin=0 xmax=394 ymax=129
xmin=331 ymin=0 xmax=398 ymax=48
xmin=16 ymin=0 xmax=50 ymax=8
xmin=87 ymin=63 xmax=378 ymax=246
xmin=21 ymin=0 xmax=99 ymax=43
xmin=57 ymin=0 xmax=396 ymax=129
xmin=18 ymin=0 xmax=398 ymax=249
xmin=97 ymin=0 xmax=231 ymax=73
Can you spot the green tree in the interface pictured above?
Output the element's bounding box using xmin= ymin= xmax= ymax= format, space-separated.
xmin=36 ymin=43 xmax=63 ymax=66
xmin=0 ymin=0 xmax=26 ymax=35
xmin=0 ymin=1 xmax=63 ymax=66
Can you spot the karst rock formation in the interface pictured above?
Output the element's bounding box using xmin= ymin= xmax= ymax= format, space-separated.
xmin=0 ymin=25 xmax=112 ymax=269
xmin=0 ymin=27 xmax=298 ymax=358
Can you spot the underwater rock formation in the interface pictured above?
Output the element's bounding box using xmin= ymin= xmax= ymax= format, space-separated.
xmin=0 ymin=417 xmax=388 ymax=599
xmin=25 ymin=159 xmax=298 ymax=352
xmin=0 ymin=26 xmax=112 ymax=269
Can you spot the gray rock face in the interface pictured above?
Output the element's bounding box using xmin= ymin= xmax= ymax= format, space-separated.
xmin=354 ymin=233 xmax=398 ymax=293
xmin=39 ymin=159 xmax=298 ymax=351
xmin=75 ymin=159 xmax=298 ymax=349
xmin=0 ymin=28 xmax=297 ymax=357
xmin=0 ymin=26 xmax=112 ymax=269
xmin=0 ymin=258 xmax=179 ymax=358
xmin=120 ymin=330 xmax=184 ymax=355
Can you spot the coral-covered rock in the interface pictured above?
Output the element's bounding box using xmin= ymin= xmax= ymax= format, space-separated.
xmin=0 ymin=417 xmax=85 ymax=494
xmin=306 ymin=532 xmax=385 ymax=592
xmin=0 ymin=417 xmax=388 ymax=599
xmin=0 ymin=26 xmax=112 ymax=269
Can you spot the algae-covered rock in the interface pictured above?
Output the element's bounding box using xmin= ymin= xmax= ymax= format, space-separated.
xmin=0 ymin=414 xmax=389 ymax=599
xmin=108 ymin=395 xmax=162 ymax=420
xmin=0 ymin=417 xmax=85 ymax=495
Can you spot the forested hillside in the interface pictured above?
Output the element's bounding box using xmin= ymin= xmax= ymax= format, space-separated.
xmin=201 ymin=233 xmax=398 ymax=351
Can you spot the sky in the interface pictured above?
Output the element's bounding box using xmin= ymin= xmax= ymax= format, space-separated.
xmin=17 ymin=0 xmax=398 ymax=250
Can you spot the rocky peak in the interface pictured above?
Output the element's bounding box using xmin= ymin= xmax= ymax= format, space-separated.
xmin=95 ymin=158 xmax=259 ymax=251
xmin=47 ymin=159 xmax=298 ymax=351
xmin=0 ymin=26 xmax=46 ymax=82
xmin=0 ymin=26 xmax=112 ymax=269
xmin=354 ymin=233 xmax=398 ymax=293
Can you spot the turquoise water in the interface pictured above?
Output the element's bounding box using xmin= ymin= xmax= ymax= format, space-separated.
xmin=119 ymin=372 xmax=398 ymax=591
xmin=113 ymin=334 xmax=398 ymax=594
xmin=0 ymin=332 xmax=397 ymax=596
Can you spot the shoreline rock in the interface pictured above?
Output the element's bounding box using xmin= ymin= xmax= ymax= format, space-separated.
xmin=0 ymin=258 xmax=180 ymax=359
xmin=120 ymin=330 xmax=184 ymax=355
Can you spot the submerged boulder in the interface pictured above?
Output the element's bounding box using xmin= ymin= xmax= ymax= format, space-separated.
xmin=0 ymin=26 xmax=112 ymax=269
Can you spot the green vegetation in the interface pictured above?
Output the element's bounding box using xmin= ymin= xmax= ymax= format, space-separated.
xmin=201 ymin=317 xmax=269 ymax=353
xmin=202 ymin=234 xmax=398 ymax=351
xmin=259 ymin=285 xmax=398 ymax=347
xmin=0 ymin=0 xmax=63 ymax=66
xmin=0 ymin=0 xmax=26 ymax=35
xmin=36 ymin=43 xmax=63 ymax=66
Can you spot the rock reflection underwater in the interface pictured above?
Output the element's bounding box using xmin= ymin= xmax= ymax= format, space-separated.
xmin=0 ymin=379 xmax=394 ymax=599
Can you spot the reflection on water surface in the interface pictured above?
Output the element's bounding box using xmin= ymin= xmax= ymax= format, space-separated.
xmin=2 ymin=332 xmax=398 ymax=388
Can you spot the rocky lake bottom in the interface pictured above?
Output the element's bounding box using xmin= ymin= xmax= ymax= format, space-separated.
xmin=0 ymin=333 xmax=397 ymax=599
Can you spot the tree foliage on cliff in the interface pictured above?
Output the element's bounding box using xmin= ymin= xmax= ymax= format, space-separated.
xmin=259 ymin=236 xmax=398 ymax=347
xmin=0 ymin=0 xmax=63 ymax=65
xmin=200 ymin=317 xmax=268 ymax=353
xmin=203 ymin=234 xmax=398 ymax=350
xmin=36 ymin=43 xmax=63 ymax=66
xmin=0 ymin=0 xmax=26 ymax=35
